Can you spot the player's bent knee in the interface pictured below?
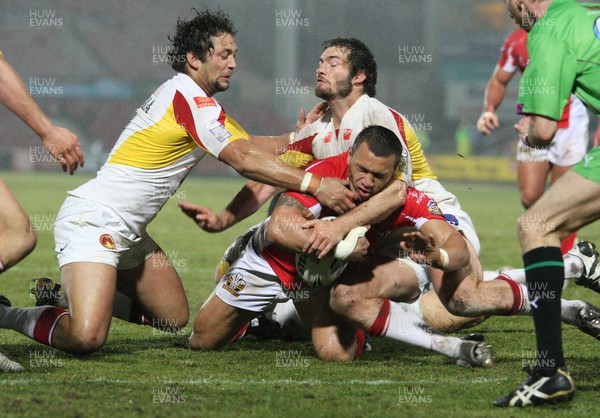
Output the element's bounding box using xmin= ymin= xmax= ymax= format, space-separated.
xmin=188 ymin=330 xmax=223 ymax=351
xmin=330 ymin=284 xmax=357 ymax=316
xmin=66 ymin=331 xmax=107 ymax=355
xmin=519 ymin=192 xmax=540 ymax=209
xmin=315 ymin=347 xmax=355 ymax=362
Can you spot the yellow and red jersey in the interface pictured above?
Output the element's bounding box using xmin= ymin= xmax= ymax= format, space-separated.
xmin=70 ymin=72 xmax=248 ymax=234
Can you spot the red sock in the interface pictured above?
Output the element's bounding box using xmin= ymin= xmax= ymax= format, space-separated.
xmin=353 ymin=329 xmax=365 ymax=360
xmin=366 ymin=299 xmax=390 ymax=337
xmin=32 ymin=306 xmax=69 ymax=346
xmin=495 ymin=275 xmax=525 ymax=315
xmin=560 ymin=232 xmax=577 ymax=255
xmin=228 ymin=322 xmax=250 ymax=344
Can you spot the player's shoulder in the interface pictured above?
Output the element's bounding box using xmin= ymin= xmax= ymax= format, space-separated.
xmin=405 ymin=186 xmax=444 ymax=218
xmin=361 ymin=96 xmax=410 ymax=129
xmin=165 ymin=73 xmax=223 ymax=112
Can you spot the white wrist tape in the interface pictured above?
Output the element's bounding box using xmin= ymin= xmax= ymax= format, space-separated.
xmin=334 ymin=226 xmax=369 ymax=259
xmin=438 ymin=248 xmax=449 ymax=269
xmin=300 ymin=172 xmax=312 ymax=193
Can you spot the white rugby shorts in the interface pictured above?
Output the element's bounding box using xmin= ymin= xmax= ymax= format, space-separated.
xmin=517 ymin=98 xmax=588 ymax=166
xmin=413 ymin=177 xmax=481 ymax=255
xmin=54 ymin=196 xmax=158 ymax=269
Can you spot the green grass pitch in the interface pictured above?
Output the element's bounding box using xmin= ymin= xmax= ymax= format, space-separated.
xmin=1 ymin=172 xmax=599 ymax=417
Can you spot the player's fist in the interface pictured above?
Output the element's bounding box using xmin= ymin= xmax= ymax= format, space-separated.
xmin=476 ymin=111 xmax=499 ymax=135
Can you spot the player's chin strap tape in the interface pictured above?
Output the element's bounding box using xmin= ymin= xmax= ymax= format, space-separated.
xmin=334 ymin=226 xmax=368 ymax=259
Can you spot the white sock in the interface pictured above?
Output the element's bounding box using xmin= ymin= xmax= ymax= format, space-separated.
xmin=373 ymin=300 xmax=462 ymax=359
xmin=560 ymin=299 xmax=586 ymax=326
xmin=484 ymin=255 xmax=584 ymax=285
xmin=564 ymin=253 xmax=584 ymax=279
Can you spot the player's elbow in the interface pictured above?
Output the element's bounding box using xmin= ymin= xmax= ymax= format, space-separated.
xmin=220 ymin=141 xmax=249 ymax=174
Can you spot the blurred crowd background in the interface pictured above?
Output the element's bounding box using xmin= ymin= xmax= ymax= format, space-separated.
xmin=2 ymin=0 xmax=597 ymax=176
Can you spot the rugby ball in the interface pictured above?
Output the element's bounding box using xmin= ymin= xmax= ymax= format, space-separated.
xmin=295 ymin=218 xmax=368 ymax=287
xmin=295 ymin=251 xmax=349 ymax=287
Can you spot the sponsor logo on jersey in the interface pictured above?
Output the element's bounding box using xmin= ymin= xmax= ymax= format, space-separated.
xmin=193 ymin=97 xmax=217 ymax=108
xmin=343 ymin=128 xmax=352 ymax=140
xmin=222 ymin=272 xmax=247 ymax=297
xmin=324 ymin=131 xmax=333 ymax=143
xmin=427 ymin=200 xmax=442 ymax=216
xmin=99 ymin=234 xmax=116 ymax=250
xmin=207 ymin=120 xmax=232 ymax=142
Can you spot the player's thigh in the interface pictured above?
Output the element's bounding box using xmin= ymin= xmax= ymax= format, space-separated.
xmin=296 ymin=287 xmax=356 ymax=361
xmin=191 ymin=289 xmax=257 ymax=350
xmin=336 ymin=255 xmax=421 ymax=301
xmin=517 ymin=161 xmax=550 ymax=207
xmin=520 ymin=170 xmax=600 ymax=250
xmin=0 ymin=180 xmax=35 ymax=253
xmin=117 ymin=248 xmax=189 ymax=324
xmin=0 ymin=180 xmax=30 ymax=227
xmin=59 ymin=262 xmax=117 ymax=340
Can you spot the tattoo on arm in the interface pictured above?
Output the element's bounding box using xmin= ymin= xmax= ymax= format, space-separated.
xmin=275 ymin=194 xmax=315 ymax=220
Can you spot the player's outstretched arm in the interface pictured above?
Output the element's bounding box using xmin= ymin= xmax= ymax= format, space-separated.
xmin=219 ymin=139 xmax=357 ymax=214
xmin=400 ymin=220 xmax=469 ymax=272
xmin=0 ymin=54 xmax=84 ymax=174
xmin=302 ymin=180 xmax=407 ymax=258
xmin=179 ymin=181 xmax=277 ymax=232
xmin=477 ymin=65 xmax=514 ymax=135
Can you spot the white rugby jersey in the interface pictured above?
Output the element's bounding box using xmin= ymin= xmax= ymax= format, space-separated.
xmin=280 ymin=95 xmax=426 ymax=183
xmin=70 ymin=72 xmax=248 ymax=234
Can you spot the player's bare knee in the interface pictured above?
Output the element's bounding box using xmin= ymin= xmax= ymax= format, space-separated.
xmin=3 ymin=222 xmax=37 ymax=266
xmin=67 ymin=331 xmax=107 ymax=354
xmin=445 ymin=290 xmax=473 ymax=317
xmin=519 ymin=191 xmax=540 ymax=209
xmin=330 ymin=283 xmax=357 ymax=316
xmin=189 ymin=330 xmax=222 ymax=351
xmin=518 ymin=210 xmax=551 ymax=243
xmin=315 ymin=347 xmax=354 ymax=362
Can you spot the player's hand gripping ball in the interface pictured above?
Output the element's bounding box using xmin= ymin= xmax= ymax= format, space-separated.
xmin=296 ymin=217 xmax=368 ymax=287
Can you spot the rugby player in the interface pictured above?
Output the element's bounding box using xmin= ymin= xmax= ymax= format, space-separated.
xmin=0 ymin=9 xmax=355 ymax=355
xmin=477 ymin=24 xmax=589 ymax=252
xmin=0 ymin=50 xmax=83 ymax=370
xmin=495 ymin=0 xmax=600 ymax=407
xmin=190 ymin=126 xmax=483 ymax=365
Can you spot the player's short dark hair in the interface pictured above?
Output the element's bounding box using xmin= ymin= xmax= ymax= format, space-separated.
xmin=352 ymin=125 xmax=403 ymax=168
xmin=168 ymin=8 xmax=237 ymax=72
xmin=321 ymin=37 xmax=377 ymax=97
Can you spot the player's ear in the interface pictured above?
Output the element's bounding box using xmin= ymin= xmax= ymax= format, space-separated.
xmin=347 ymin=146 xmax=353 ymax=164
xmin=186 ymin=51 xmax=201 ymax=70
xmin=353 ymin=70 xmax=366 ymax=86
